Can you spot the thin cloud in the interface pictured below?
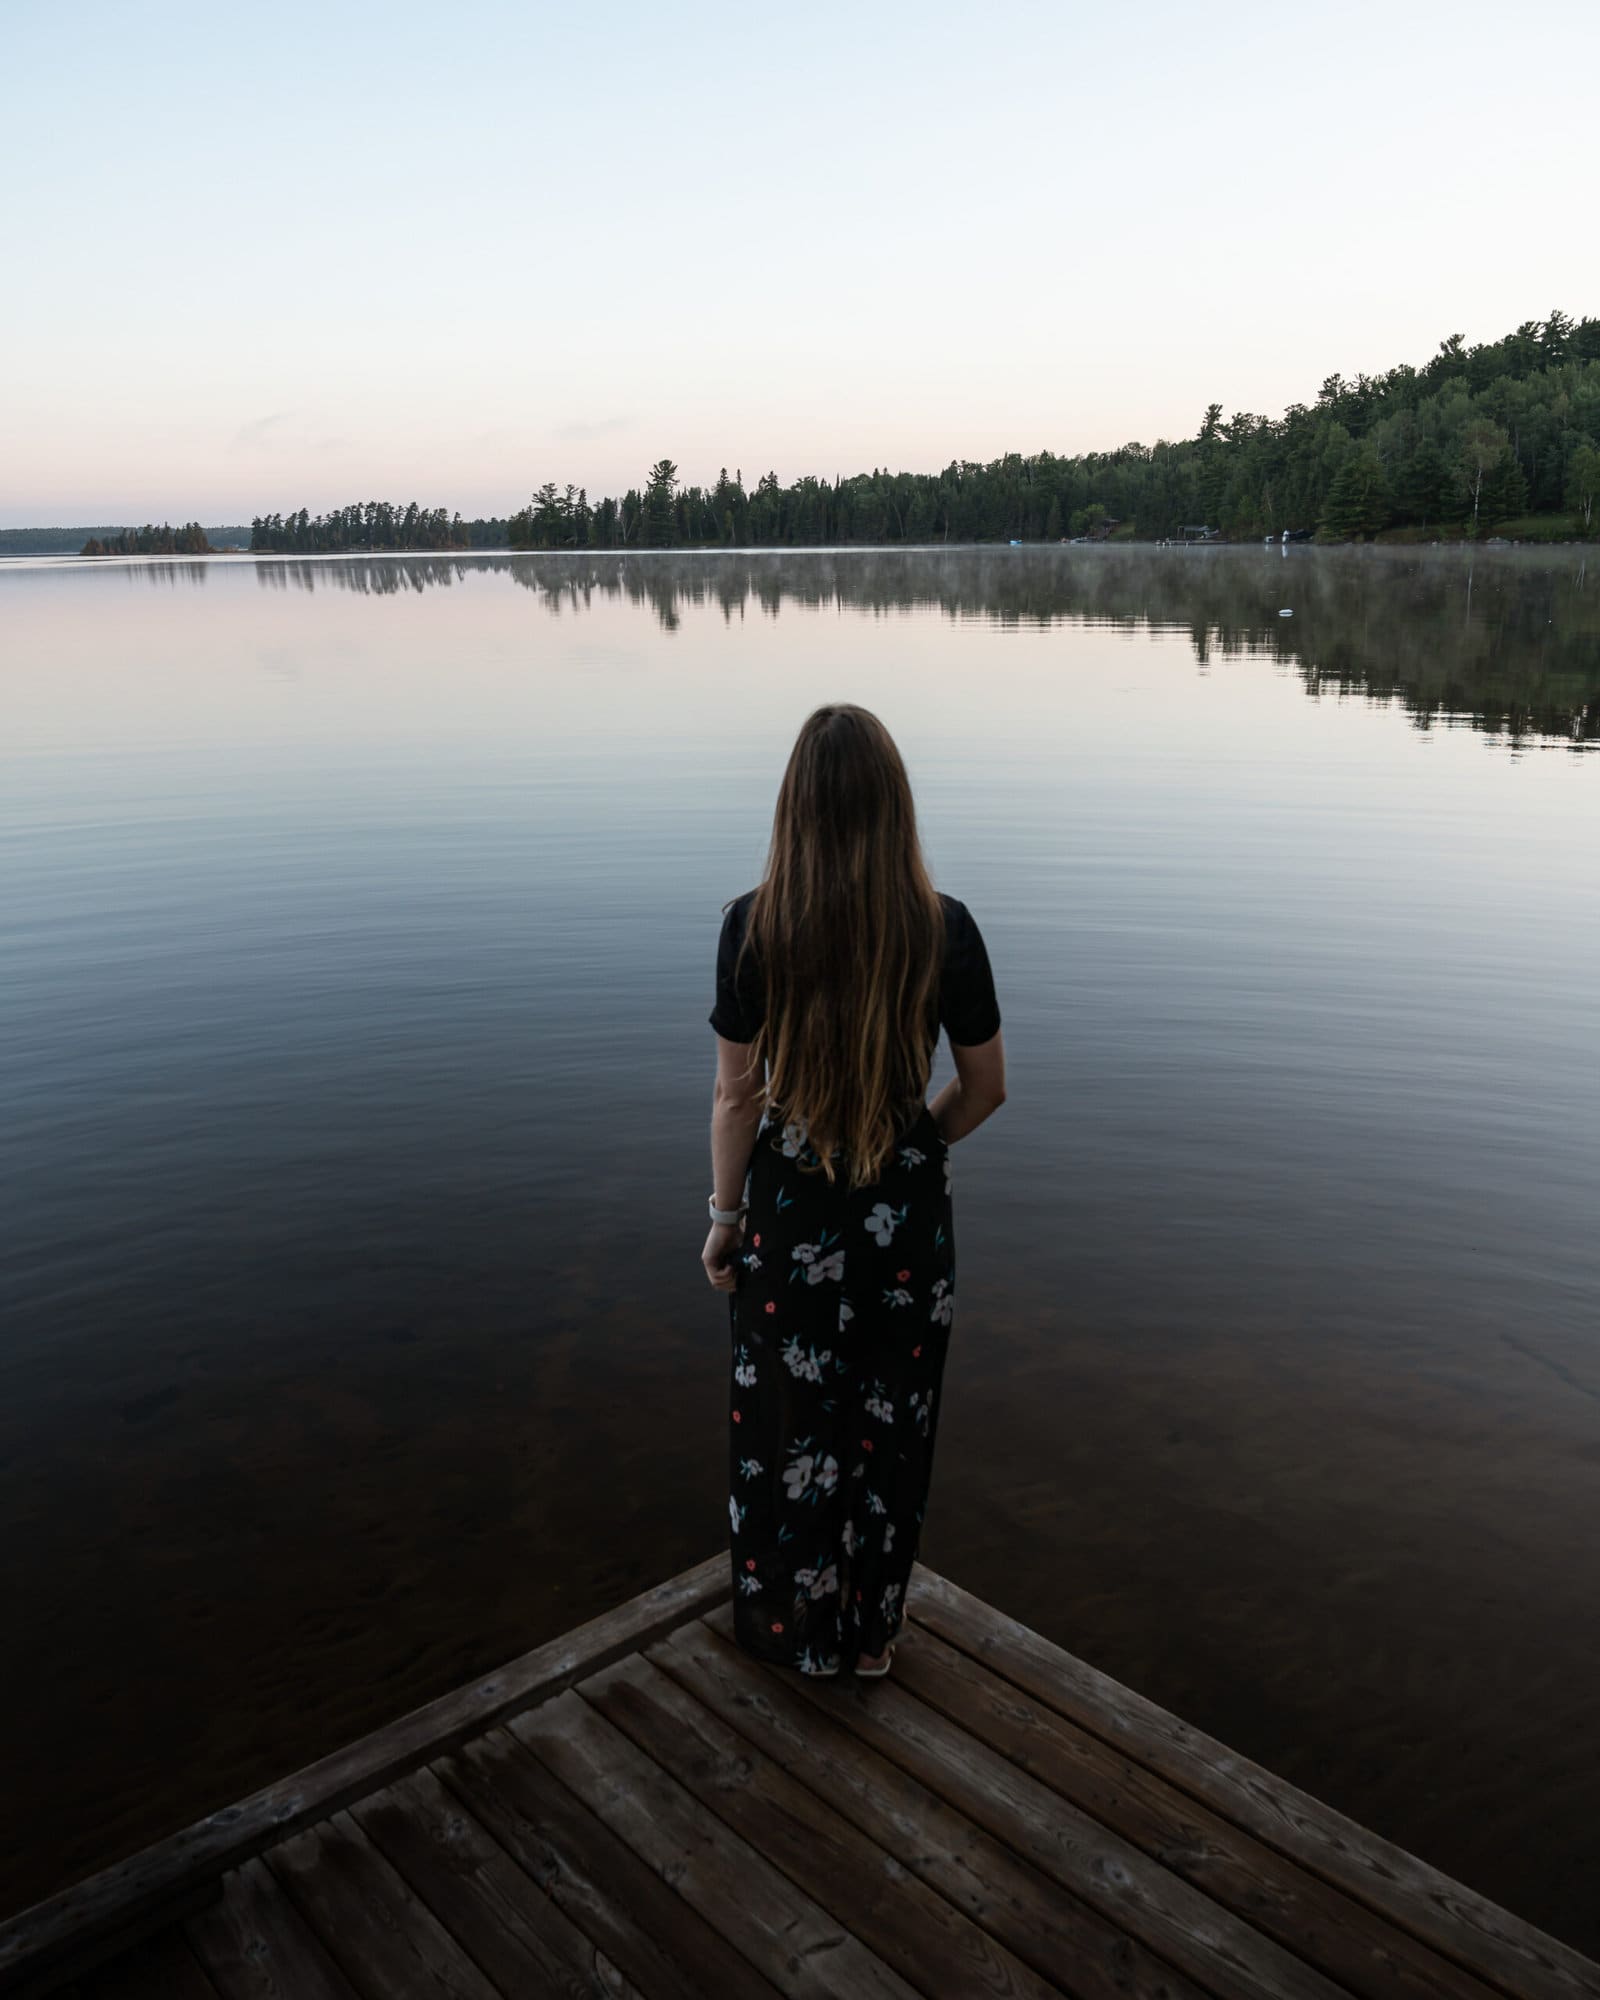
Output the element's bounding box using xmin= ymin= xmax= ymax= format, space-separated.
xmin=228 ymin=411 xmax=293 ymax=453
xmin=549 ymin=414 xmax=634 ymax=442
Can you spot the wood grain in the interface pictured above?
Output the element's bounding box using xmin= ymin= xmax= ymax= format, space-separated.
xmin=263 ymin=1812 xmax=498 ymax=2000
xmin=19 ymin=1552 xmax=1598 ymax=2000
xmin=651 ymin=1615 xmax=1209 ymax=2000
xmin=441 ymin=1726 xmax=782 ymax=2000
xmin=511 ymin=1687 xmax=919 ymax=2000
xmin=0 ymin=1553 xmax=728 ymax=1992
xmin=350 ymin=1766 xmax=638 ymax=1998
xmin=896 ymin=1615 xmax=1503 ymax=2000
xmin=583 ymin=1649 xmax=1063 ymax=2000
xmin=908 ymin=1562 xmax=1600 ymax=2000
xmin=184 ymin=1857 xmax=357 ymax=2000
xmin=703 ymin=1603 xmax=1351 ymax=2000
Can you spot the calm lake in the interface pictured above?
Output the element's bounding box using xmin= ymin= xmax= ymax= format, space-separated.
xmin=3 ymin=545 xmax=1598 ymax=1947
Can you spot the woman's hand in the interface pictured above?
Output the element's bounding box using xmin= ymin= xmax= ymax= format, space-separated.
xmin=702 ymin=1220 xmax=744 ymax=1291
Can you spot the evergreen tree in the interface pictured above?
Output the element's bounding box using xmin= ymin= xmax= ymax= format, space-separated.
xmin=644 ymin=460 xmax=679 ymax=546
xmin=1320 ymin=444 xmax=1390 ymax=540
xmin=1394 ymin=439 xmax=1453 ymax=525
xmin=1482 ymin=456 xmax=1528 ymax=524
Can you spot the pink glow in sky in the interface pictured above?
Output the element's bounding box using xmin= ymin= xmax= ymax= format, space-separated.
xmin=1 ymin=0 xmax=1593 ymax=525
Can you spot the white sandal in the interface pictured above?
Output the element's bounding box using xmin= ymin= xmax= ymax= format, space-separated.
xmin=854 ymin=1644 xmax=895 ymax=1679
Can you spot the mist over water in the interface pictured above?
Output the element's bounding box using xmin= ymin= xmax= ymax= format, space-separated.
xmin=2 ymin=546 xmax=1597 ymax=1947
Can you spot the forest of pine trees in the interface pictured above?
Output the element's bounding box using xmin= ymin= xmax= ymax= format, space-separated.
xmin=255 ymin=313 xmax=1600 ymax=555
xmin=80 ymin=522 xmax=213 ymax=556
xmin=248 ymin=503 xmax=510 ymax=553
xmin=503 ymin=314 xmax=1600 ymax=549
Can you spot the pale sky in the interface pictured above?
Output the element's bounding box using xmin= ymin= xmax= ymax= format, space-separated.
xmin=2 ymin=0 xmax=1593 ymax=526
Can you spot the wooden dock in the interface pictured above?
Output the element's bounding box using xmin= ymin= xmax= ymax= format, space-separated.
xmin=3 ymin=1554 xmax=1596 ymax=1999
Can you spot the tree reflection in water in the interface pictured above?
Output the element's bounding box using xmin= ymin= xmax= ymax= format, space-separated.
xmin=254 ymin=545 xmax=1597 ymax=748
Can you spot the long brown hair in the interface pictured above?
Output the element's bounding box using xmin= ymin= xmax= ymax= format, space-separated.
xmin=729 ymin=704 xmax=944 ymax=1191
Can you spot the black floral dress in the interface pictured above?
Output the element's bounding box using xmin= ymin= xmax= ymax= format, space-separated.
xmin=710 ymin=890 xmax=1000 ymax=1677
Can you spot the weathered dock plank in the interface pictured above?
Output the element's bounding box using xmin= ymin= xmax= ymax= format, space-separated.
xmin=264 ymin=1809 xmax=500 ymax=1999
xmin=908 ymin=1565 xmax=1600 ymax=2000
xmin=348 ymin=1767 xmax=638 ymax=1997
xmin=0 ymin=1553 xmax=728 ymax=1992
xmin=894 ymin=1616 xmax=1500 ymax=2000
xmin=183 ymin=1856 xmax=357 ymax=2000
xmin=583 ymin=1649 xmax=1060 ymax=2000
xmin=439 ymin=1727 xmax=777 ymax=2000
xmin=11 ymin=1553 xmax=1599 ymax=2000
xmin=510 ymin=1688 xmax=917 ymax=1998
xmin=648 ymin=1615 xmax=1205 ymax=2000
xmin=708 ymin=1603 xmax=1352 ymax=2000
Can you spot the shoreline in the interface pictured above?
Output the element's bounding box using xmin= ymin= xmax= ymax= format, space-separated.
xmin=3 ymin=532 xmax=1596 ymax=566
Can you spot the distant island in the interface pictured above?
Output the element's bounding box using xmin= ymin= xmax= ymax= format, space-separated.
xmin=0 ymin=524 xmax=250 ymax=557
xmin=80 ymin=522 xmax=215 ymax=557
xmin=248 ymin=505 xmax=504 ymax=556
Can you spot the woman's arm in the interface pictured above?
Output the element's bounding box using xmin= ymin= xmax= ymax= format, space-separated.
xmin=930 ymin=1028 xmax=1007 ymax=1144
xmin=703 ymin=1034 xmax=766 ymax=1292
xmin=709 ymin=1034 xmax=766 ymax=1208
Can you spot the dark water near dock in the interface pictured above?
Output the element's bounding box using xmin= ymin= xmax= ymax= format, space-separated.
xmin=2 ymin=545 xmax=1598 ymax=1947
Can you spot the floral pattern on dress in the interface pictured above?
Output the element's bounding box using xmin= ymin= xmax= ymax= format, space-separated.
xmin=781 ymin=1336 xmax=833 ymax=1382
xmin=728 ymin=1098 xmax=955 ymax=1674
xmin=791 ymin=1227 xmax=846 ymax=1290
xmin=863 ymin=1383 xmax=895 ymax=1424
xmin=864 ymin=1201 xmax=908 ymax=1246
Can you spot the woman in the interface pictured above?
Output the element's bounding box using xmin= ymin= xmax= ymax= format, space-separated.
xmin=702 ymin=704 xmax=1007 ymax=1679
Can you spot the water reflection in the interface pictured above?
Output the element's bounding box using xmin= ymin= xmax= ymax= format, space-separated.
xmin=112 ymin=557 xmax=214 ymax=588
xmin=2 ymin=545 xmax=1597 ymax=1949
xmin=254 ymin=546 xmax=1598 ymax=746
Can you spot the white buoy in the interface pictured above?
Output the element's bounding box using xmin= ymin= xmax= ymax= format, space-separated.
xmin=1278 ymin=608 xmax=1294 ymax=617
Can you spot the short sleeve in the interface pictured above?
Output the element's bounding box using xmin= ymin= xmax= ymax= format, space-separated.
xmin=939 ymin=899 xmax=1002 ymax=1047
xmin=709 ymin=895 xmax=763 ymax=1043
